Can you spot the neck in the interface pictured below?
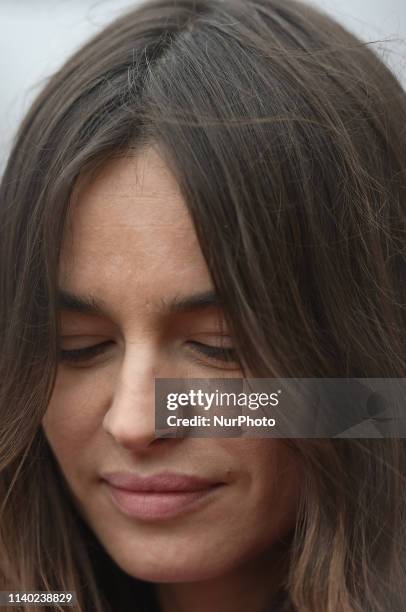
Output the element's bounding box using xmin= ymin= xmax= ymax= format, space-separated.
xmin=154 ymin=541 xmax=290 ymax=612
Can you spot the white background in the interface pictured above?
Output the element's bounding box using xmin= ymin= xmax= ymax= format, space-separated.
xmin=1 ymin=0 xmax=405 ymax=175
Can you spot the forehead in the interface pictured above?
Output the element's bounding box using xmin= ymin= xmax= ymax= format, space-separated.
xmin=59 ymin=147 xmax=213 ymax=321
xmin=63 ymin=146 xmax=192 ymax=252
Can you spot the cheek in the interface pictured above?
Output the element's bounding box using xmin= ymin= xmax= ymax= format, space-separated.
xmin=262 ymin=446 xmax=300 ymax=533
xmin=228 ymin=439 xmax=300 ymax=536
xmin=42 ymin=368 xmax=109 ymax=471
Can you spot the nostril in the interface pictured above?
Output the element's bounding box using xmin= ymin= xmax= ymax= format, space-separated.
xmin=102 ymin=407 xmax=157 ymax=451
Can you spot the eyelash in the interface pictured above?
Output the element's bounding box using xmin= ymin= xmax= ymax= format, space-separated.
xmin=58 ymin=340 xmax=239 ymax=366
xmin=58 ymin=341 xmax=112 ymax=363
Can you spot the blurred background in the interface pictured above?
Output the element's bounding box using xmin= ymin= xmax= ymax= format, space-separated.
xmin=1 ymin=0 xmax=405 ymax=175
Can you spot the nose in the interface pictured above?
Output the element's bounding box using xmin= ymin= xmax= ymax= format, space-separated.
xmin=102 ymin=342 xmax=165 ymax=452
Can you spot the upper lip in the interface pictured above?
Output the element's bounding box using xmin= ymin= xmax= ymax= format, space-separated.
xmin=101 ymin=471 xmax=223 ymax=492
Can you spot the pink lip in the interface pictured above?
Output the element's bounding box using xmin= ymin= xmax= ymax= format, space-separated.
xmin=101 ymin=471 xmax=225 ymax=521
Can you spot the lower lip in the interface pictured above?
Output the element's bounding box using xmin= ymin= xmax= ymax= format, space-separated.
xmin=105 ymin=483 xmax=223 ymax=521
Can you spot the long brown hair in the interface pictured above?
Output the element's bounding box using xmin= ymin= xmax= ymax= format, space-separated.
xmin=1 ymin=0 xmax=405 ymax=610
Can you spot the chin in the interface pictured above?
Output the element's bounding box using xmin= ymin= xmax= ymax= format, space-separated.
xmin=108 ymin=544 xmax=240 ymax=584
xmin=125 ymin=565 xmax=218 ymax=583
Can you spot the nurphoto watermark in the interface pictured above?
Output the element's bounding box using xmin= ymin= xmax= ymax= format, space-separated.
xmin=155 ymin=378 xmax=406 ymax=438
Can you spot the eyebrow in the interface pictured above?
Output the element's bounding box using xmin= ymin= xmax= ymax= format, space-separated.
xmin=57 ymin=288 xmax=221 ymax=317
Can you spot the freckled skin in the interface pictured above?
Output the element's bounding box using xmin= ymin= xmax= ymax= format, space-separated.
xmin=42 ymin=146 xmax=300 ymax=606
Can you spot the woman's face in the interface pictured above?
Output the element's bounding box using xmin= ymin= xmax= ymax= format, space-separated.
xmin=42 ymin=146 xmax=300 ymax=583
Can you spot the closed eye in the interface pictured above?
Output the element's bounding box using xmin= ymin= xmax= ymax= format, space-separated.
xmin=58 ymin=341 xmax=113 ymax=363
xmin=58 ymin=339 xmax=239 ymax=367
xmin=186 ymin=341 xmax=239 ymax=364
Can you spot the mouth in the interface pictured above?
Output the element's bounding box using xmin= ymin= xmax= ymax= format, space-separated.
xmin=101 ymin=471 xmax=226 ymax=521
